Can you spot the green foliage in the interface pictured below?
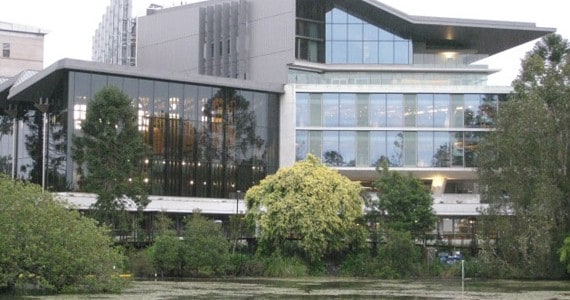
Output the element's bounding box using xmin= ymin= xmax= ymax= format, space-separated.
xmin=149 ymin=234 xmax=184 ymax=277
xmin=262 ymin=253 xmax=308 ymax=277
xmin=71 ymin=86 xmax=150 ymax=226
xmin=126 ymin=249 xmax=156 ymax=278
xmin=149 ymin=213 xmax=230 ymax=277
xmin=478 ymin=33 xmax=570 ymax=278
xmin=227 ymin=253 xmax=266 ymax=277
xmin=375 ymin=162 xmax=437 ymax=240
xmin=246 ymin=154 xmax=365 ymax=263
xmin=182 ymin=213 xmax=230 ymax=276
xmin=0 ymin=175 xmax=125 ymax=293
xmin=559 ymin=236 xmax=570 ymax=273
xmin=377 ymin=230 xmax=422 ymax=278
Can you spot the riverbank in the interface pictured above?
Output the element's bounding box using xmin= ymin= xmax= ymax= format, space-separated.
xmin=7 ymin=277 xmax=570 ymax=299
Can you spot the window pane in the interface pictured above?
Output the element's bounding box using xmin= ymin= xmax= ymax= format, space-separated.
xmin=356 ymin=131 xmax=369 ymax=167
xmin=480 ymin=94 xmax=497 ymax=127
xmin=339 ymin=94 xmax=356 ymax=126
xmin=416 ymin=94 xmax=433 ymax=127
xmin=386 ymin=94 xmax=403 ymax=127
xmin=347 ymin=41 xmax=363 ymax=63
xmin=434 ymin=94 xmax=450 ymax=127
xmin=296 ymin=130 xmax=308 ymax=161
xmin=404 ymin=132 xmax=417 ymax=167
xmin=451 ymin=132 xmax=464 ymax=167
xmin=339 ymin=131 xmax=356 ymax=166
xmin=379 ymin=41 xmax=394 ymax=64
xmin=451 ymin=95 xmax=464 ymax=128
xmin=417 ymin=132 xmax=433 ymax=167
xmin=323 ymin=94 xmax=339 ymax=126
xmin=296 ymin=93 xmax=309 ymax=126
xmin=387 ymin=131 xmax=403 ymax=167
xmin=331 ymin=41 xmax=347 ymax=63
xmin=357 ymin=94 xmax=369 ymax=126
xmin=370 ymin=131 xmax=387 ymax=167
xmin=369 ymin=94 xmax=386 ymax=127
xmin=309 ymin=93 xmax=322 ymax=126
xmin=394 ymin=41 xmax=409 ymax=64
xmin=322 ymin=131 xmax=340 ymax=166
xmin=405 ymin=94 xmax=418 ymax=127
xmin=378 ymin=28 xmax=394 ymax=40
xmin=332 ymin=24 xmax=347 ymax=40
xmin=309 ymin=131 xmax=322 ymax=158
xmin=433 ymin=132 xmax=451 ymax=167
xmin=464 ymin=94 xmax=480 ymax=127
xmin=363 ymin=41 xmax=378 ymax=64
xmin=331 ymin=8 xmax=347 ymax=23
xmin=348 ymin=24 xmax=363 ymax=41
xmin=363 ymin=24 xmax=378 ymax=41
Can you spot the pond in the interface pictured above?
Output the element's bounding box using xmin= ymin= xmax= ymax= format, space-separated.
xmin=4 ymin=277 xmax=570 ymax=299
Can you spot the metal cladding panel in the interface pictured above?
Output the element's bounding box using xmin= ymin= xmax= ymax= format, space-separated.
xmin=137 ymin=5 xmax=201 ymax=73
xmin=246 ymin=0 xmax=296 ymax=84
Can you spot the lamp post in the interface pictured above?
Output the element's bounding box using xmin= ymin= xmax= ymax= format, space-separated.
xmin=236 ymin=190 xmax=241 ymax=215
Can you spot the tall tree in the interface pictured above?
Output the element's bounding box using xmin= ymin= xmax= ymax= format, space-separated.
xmin=72 ymin=86 xmax=150 ymax=226
xmin=374 ymin=161 xmax=436 ymax=241
xmin=477 ymin=33 xmax=570 ymax=278
xmin=246 ymin=154 xmax=365 ymax=263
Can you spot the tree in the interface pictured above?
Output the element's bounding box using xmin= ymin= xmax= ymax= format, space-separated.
xmin=477 ymin=33 xmax=570 ymax=278
xmin=0 ymin=174 xmax=124 ymax=293
xmin=246 ymin=154 xmax=365 ymax=263
xmin=72 ymin=86 xmax=150 ymax=226
xmin=181 ymin=213 xmax=230 ymax=276
xmin=374 ymin=161 xmax=437 ymax=240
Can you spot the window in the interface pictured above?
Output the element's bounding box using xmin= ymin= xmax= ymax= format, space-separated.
xmin=2 ymin=43 xmax=9 ymax=58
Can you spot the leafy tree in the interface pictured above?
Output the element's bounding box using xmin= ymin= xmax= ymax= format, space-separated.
xmin=374 ymin=162 xmax=437 ymax=240
xmin=246 ymin=154 xmax=365 ymax=263
xmin=149 ymin=233 xmax=184 ymax=277
xmin=72 ymin=86 xmax=150 ymax=226
xmin=0 ymin=174 xmax=124 ymax=293
xmin=182 ymin=213 xmax=230 ymax=276
xmin=477 ymin=33 xmax=570 ymax=278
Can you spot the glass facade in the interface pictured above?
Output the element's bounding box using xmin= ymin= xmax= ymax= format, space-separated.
xmin=295 ymin=1 xmax=412 ymax=65
xmin=295 ymin=92 xmax=505 ymax=168
xmin=5 ymin=71 xmax=280 ymax=199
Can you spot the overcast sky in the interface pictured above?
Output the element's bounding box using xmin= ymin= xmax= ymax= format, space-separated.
xmin=0 ymin=0 xmax=566 ymax=86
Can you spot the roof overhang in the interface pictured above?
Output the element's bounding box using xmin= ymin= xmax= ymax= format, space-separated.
xmin=7 ymin=59 xmax=285 ymax=103
xmin=334 ymin=0 xmax=555 ymax=55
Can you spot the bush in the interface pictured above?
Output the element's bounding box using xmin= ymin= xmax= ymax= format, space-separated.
xmin=263 ymin=253 xmax=308 ymax=277
xmin=228 ymin=253 xmax=265 ymax=277
xmin=0 ymin=175 xmax=125 ymax=293
xmin=149 ymin=233 xmax=184 ymax=277
xmin=182 ymin=214 xmax=230 ymax=276
xmin=127 ymin=249 xmax=156 ymax=278
xmin=377 ymin=230 xmax=422 ymax=278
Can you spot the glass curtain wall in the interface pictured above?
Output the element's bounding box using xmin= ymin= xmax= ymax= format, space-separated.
xmin=296 ymin=92 xmax=505 ymax=168
xmin=295 ymin=0 xmax=413 ymax=65
xmin=63 ymin=71 xmax=280 ymax=198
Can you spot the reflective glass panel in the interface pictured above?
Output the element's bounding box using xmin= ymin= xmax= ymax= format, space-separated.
xmin=417 ymin=132 xmax=433 ymax=167
xmin=339 ymin=94 xmax=356 ymax=126
xmin=387 ymin=131 xmax=403 ymax=167
xmin=416 ymin=94 xmax=433 ymax=127
xmin=323 ymin=94 xmax=339 ymax=126
xmin=322 ymin=131 xmax=340 ymax=166
xmin=370 ymin=131 xmax=387 ymax=167
xmin=433 ymin=132 xmax=451 ymax=167
xmin=386 ymin=94 xmax=403 ymax=127
xmin=339 ymin=131 xmax=356 ymax=166
xmin=296 ymin=93 xmax=310 ymax=126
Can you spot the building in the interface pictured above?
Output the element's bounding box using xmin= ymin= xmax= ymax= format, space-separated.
xmin=0 ymin=21 xmax=46 ymax=77
xmin=0 ymin=0 xmax=554 ymax=241
xmin=92 ymin=0 xmax=136 ymax=66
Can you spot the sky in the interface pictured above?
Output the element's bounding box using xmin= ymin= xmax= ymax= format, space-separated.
xmin=0 ymin=0 xmax=566 ymax=86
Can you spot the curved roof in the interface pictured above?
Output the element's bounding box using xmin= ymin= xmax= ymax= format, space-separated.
xmin=337 ymin=0 xmax=555 ymax=55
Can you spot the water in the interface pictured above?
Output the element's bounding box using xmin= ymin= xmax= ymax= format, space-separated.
xmin=3 ymin=277 xmax=570 ymax=299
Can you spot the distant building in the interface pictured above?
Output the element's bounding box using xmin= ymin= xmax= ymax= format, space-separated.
xmin=92 ymin=0 xmax=136 ymax=66
xmin=0 ymin=21 xmax=46 ymax=77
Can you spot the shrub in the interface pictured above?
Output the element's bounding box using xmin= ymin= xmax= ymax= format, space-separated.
xmin=182 ymin=213 xmax=230 ymax=276
xmin=263 ymin=253 xmax=308 ymax=277
xmin=377 ymin=230 xmax=422 ymax=278
xmin=0 ymin=175 xmax=125 ymax=293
